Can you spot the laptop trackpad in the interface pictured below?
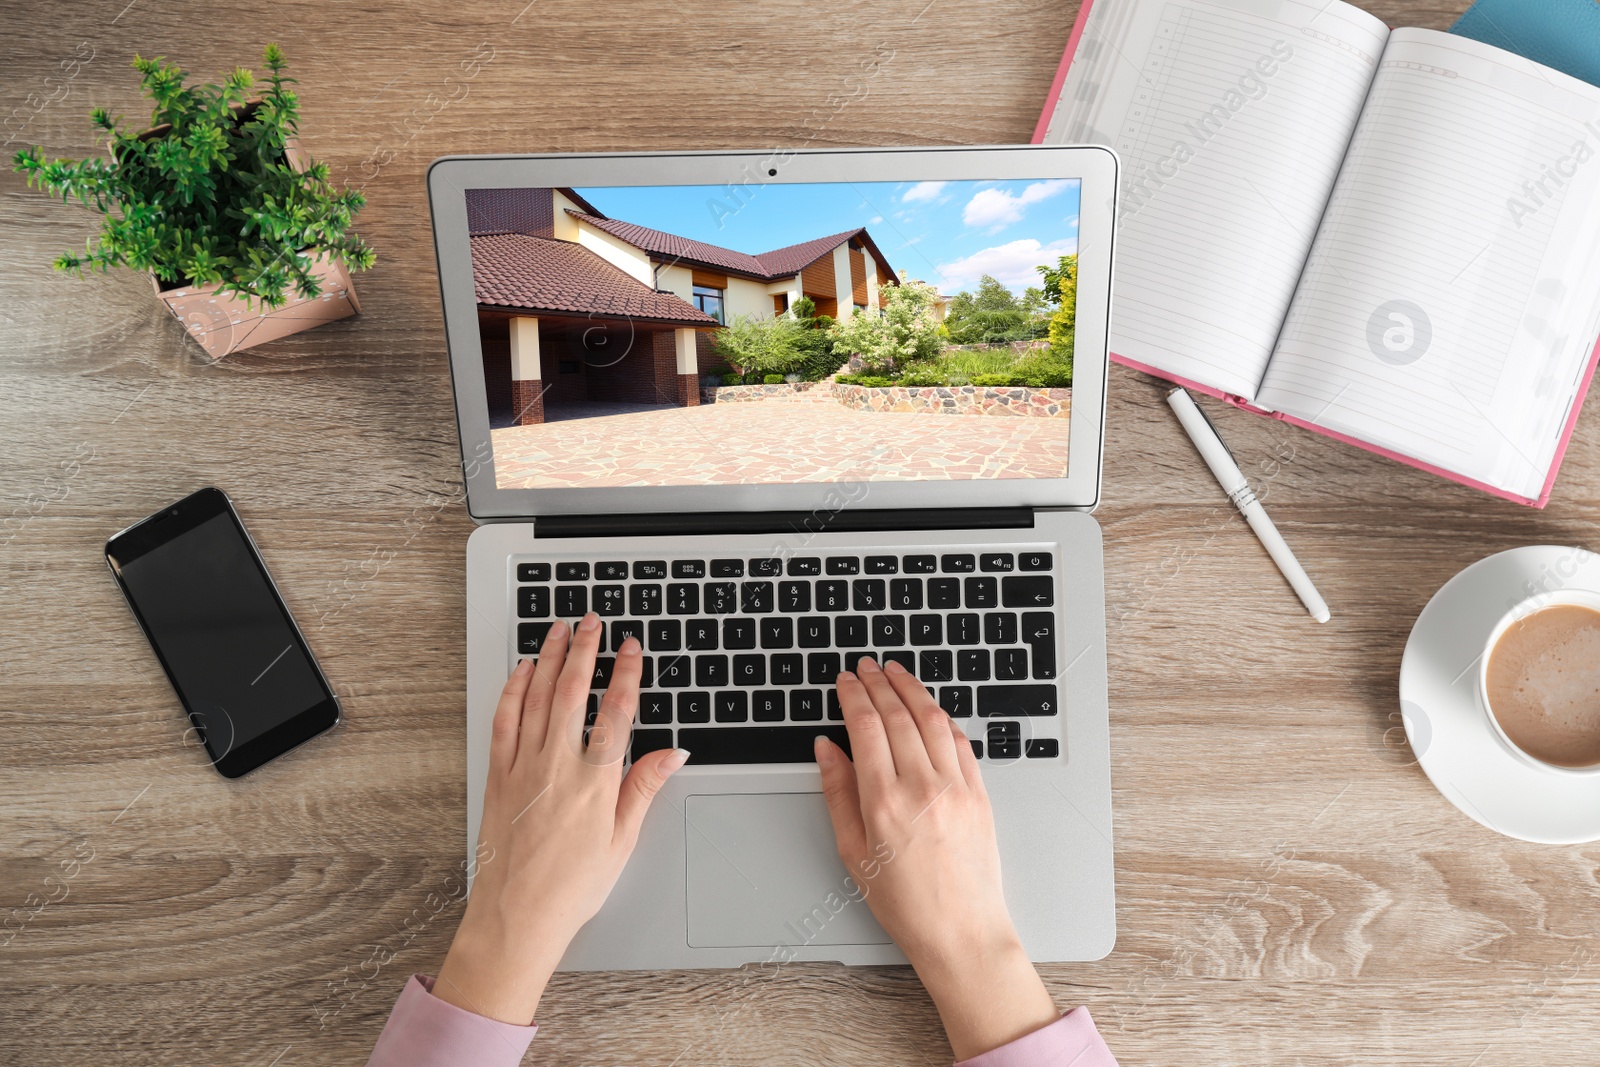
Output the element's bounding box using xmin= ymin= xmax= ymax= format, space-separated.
xmin=684 ymin=792 xmax=892 ymax=949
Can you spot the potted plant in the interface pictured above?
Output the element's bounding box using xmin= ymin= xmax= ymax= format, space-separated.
xmin=13 ymin=45 xmax=374 ymax=359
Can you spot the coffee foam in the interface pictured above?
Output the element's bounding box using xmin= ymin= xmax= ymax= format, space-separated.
xmin=1486 ymin=604 xmax=1600 ymax=769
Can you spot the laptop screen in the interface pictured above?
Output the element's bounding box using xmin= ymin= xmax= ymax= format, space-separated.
xmin=461 ymin=179 xmax=1080 ymax=492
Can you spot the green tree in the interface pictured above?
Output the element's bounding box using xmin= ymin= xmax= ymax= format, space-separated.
xmin=826 ymin=274 xmax=945 ymax=374
xmin=1038 ymin=254 xmax=1077 ymax=355
xmin=711 ymin=314 xmax=807 ymax=379
xmin=944 ymin=274 xmax=1050 ymax=344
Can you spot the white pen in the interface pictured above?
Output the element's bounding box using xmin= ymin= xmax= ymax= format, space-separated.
xmin=1165 ymin=388 xmax=1330 ymax=623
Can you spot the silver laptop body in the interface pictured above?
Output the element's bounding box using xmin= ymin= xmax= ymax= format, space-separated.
xmin=428 ymin=146 xmax=1118 ymax=967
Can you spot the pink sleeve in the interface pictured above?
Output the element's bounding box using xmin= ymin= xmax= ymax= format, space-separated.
xmin=366 ymin=974 xmax=537 ymax=1067
xmin=954 ymin=1007 xmax=1119 ymax=1067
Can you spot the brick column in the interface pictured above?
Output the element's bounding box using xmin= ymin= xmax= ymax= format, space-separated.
xmin=509 ymin=316 xmax=543 ymax=425
xmin=675 ymin=328 xmax=700 ymax=408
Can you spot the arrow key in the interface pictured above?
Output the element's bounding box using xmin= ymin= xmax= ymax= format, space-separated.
xmin=1001 ymin=575 xmax=1054 ymax=608
xmin=978 ymin=684 xmax=1059 ymax=717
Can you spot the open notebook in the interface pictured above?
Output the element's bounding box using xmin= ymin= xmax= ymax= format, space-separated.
xmin=1035 ymin=0 xmax=1600 ymax=506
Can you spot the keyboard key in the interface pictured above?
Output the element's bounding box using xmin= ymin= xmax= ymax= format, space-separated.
xmin=517 ymin=562 xmax=551 ymax=582
xmin=733 ymin=654 xmax=766 ymax=686
xmin=672 ymin=559 xmax=706 ymax=578
xmin=928 ymin=578 xmax=960 ymax=609
xmin=517 ymin=621 xmax=553 ymax=654
xmin=835 ymin=615 xmax=868 ymax=647
xmin=711 ymin=558 xmax=744 ymax=577
xmin=865 ymin=555 xmax=899 ymax=574
xmin=787 ymin=557 xmax=822 ymax=576
xmin=638 ymin=657 xmax=655 ymax=688
xmin=970 ymin=738 xmax=984 ymax=759
xmin=889 ymin=578 xmax=923 ymax=611
xmin=1019 ymin=551 xmax=1053 ymax=571
xmin=957 ymin=649 xmax=991 ymax=681
xmin=903 ymin=554 xmax=937 ymax=573
xmin=984 ymin=612 xmax=1018 ymax=645
xmin=798 ymin=617 xmax=831 ymax=648
xmin=948 ymin=612 xmax=980 ymax=646
xmin=629 ymin=584 xmax=663 ymax=616
xmin=658 ymin=656 xmax=692 ymax=687
xmin=771 ymin=653 xmax=803 ymax=685
xmin=760 ymin=617 xmax=793 ymax=648
xmin=555 ymin=585 xmax=588 ymax=616
xmin=723 ymin=618 xmax=757 ymax=649
xmin=778 ymin=581 xmax=811 ymax=613
xmin=980 ymin=553 xmax=1015 ymax=572
xmin=640 ymin=693 xmax=674 ymax=724
xmin=517 ymin=586 xmax=550 ymax=618
xmin=987 ymin=720 xmax=1021 ymax=760
xmin=631 ymin=728 xmax=674 ymax=762
xmin=1002 ymin=575 xmax=1054 ymax=608
xmin=752 ymin=690 xmax=785 ymax=721
xmin=941 ymin=553 xmax=976 ymax=573
xmin=695 ymin=655 xmax=729 ymax=688
xmin=852 ymin=579 xmax=886 ymax=611
xmin=791 ymin=690 xmax=825 ymax=721
xmin=909 ymin=614 xmax=942 ymax=646
xmin=996 ymin=648 xmax=1029 ymax=680
xmin=826 ymin=556 xmax=860 ymax=575
xmin=591 ymin=657 xmax=615 ymax=688
xmin=939 ymin=686 xmax=974 ymax=717
xmin=678 ymin=724 xmax=851 ymax=763
xmin=597 ymin=561 xmax=629 ymax=580
xmin=845 ymin=650 xmax=878 ymax=671
xmin=872 ymin=614 xmax=906 ymax=647
xmin=919 ymin=650 xmax=953 ymax=682
xmin=633 ymin=560 xmax=669 ymax=580
xmin=1026 ymin=738 xmax=1060 ymax=759
xmin=715 ymin=691 xmax=749 ymax=722
xmin=556 ymin=562 xmax=589 ymax=581
xmin=686 ymin=619 xmax=719 ymax=650
xmin=648 ymin=619 xmax=681 ymax=651
xmin=1022 ymin=611 xmax=1057 ymax=679
xmin=740 ymin=581 xmax=774 ymax=614
xmin=612 ymin=619 xmax=644 ymax=651
xmin=978 ymin=684 xmax=1059 ymax=716
xmin=816 ymin=580 xmax=849 ymax=611
xmin=594 ymin=585 xmax=625 ymax=616
xmin=883 ymin=650 xmax=916 ymax=672
xmin=667 ymin=583 xmax=699 ymax=614
xmin=677 ymin=692 xmax=711 ymax=723
xmin=807 ymin=652 xmax=842 ymax=685
xmin=705 ymin=582 xmax=737 ymax=614
xmin=964 ymin=576 xmax=998 ymax=609
xmin=749 ymin=557 xmax=782 ymax=577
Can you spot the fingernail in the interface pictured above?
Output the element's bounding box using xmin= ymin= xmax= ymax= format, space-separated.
xmin=837 ymin=670 xmax=856 ymax=683
xmin=884 ymin=659 xmax=906 ymax=674
xmin=661 ymin=748 xmax=690 ymax=773
xmin=858 ymin=657 xmax=880 ymax=673
xmin=550 ymin=619 xmax=570 ymax=638
xmin=578 ymin=612 xmax=601 ymax=632
xmin=814 ymin=736 xmax=836 ymax=766
xmin=513 ymin=658 xmax=533 ymax=675
xmin=620 ymin=636 xmax=641 ymax=656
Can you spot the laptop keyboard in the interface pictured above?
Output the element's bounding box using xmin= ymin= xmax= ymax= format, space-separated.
xmin=512 ymin=549 xmax=1063 ymax=766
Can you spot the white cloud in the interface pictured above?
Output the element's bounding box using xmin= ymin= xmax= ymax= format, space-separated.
xmin=868 ymin=215 xmax=883 ymax=224
xmin=935 ymin=237 xmax=1077 ymax=293
xmin=961 ymin=179 xmax=1074 ymax=231
xmin=901 ymin=180 xmax=947 ymax=203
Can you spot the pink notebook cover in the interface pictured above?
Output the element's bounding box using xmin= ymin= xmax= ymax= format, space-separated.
xmin=1031 ymin=0 xmax=1600 ymax=508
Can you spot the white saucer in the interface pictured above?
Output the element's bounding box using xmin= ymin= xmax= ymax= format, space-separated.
xmin=1399 ymin=545 xmax=1600 ymax=844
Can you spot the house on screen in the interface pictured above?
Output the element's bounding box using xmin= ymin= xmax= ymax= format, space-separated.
xmin=467 ymin=187 xmax=897 ymax=425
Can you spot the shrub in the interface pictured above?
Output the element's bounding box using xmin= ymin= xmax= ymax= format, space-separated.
xmin=762 ymin=374 xmax=784 ymax=385
xmin=826 ymin=275 xmax=945 ymax=374
xmin=711 ymin=314 xmax=807 ymax=378
xmin=12 ymin=45 xmax=373 ymax=307
xmin=971 ymin=372 xmax=1021 ymax=387
xmin=894 ymin=363 xmax=949 ymax=387
xmin=1010 ymin=341 xmax=1074 ymax=387
xmin=836 ymin=374 xmax=893 ymax=388
xmin=721 ymin=373 xmax=742 ymax=386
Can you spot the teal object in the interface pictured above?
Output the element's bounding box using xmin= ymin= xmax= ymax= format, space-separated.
xmin=1451 ymin=0 xmax=1600 ymax=89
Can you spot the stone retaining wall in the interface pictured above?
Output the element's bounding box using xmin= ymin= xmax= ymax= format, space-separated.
xmin=831 ymin=383 xmax=1071 ymax=418
xmin=700 ymin=381 xmax=820 ymax=404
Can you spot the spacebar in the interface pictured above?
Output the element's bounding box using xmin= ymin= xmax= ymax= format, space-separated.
xmin=677 ymin=726 xmax=852 ymax=765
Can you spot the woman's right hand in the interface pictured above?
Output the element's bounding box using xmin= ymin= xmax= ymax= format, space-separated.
xmin=814 ymin=657 xmax=1060 ymax=1062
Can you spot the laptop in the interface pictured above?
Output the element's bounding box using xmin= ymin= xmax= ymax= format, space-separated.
xmin=426 ymin=145 xmax=1118 ymax=968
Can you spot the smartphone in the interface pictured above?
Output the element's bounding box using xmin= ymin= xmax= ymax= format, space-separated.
xmin=105 ymin=487 xmax=339 ymax=778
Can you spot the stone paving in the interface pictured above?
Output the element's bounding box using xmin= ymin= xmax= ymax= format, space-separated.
xmin=491 ymin=390 xmax=1070 ymax=489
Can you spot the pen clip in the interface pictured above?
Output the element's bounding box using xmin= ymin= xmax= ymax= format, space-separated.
xmin=1191 ymin=398 xmax=1237 ymax=467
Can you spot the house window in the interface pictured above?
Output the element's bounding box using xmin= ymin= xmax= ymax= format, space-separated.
xmin=692 ymin=284 xmax=725 ymax=323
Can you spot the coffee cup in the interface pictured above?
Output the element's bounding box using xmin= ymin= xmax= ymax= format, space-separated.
xmin=1478 ymin=588 xmax=1600 ymax=777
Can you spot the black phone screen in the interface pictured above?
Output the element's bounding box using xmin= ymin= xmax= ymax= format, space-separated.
xmin=106 ymin=488 xmax=338 ymax=777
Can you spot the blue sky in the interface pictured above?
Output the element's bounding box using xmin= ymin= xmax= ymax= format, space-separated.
xmin=573 ymin=179 xmax=1080 ymax=297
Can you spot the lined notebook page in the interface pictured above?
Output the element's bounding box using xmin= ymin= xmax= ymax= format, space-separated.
xmin=1258 ymin=30 xmax=1600 ymax=499
xmin=1044 ymin=0 xmax=1388 ymax=398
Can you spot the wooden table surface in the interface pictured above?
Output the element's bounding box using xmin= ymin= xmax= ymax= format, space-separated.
xmin=6 ymin=1 xmax=1599 ymax=1063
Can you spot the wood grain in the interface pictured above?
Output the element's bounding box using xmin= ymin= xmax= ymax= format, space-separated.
xmin=5 ymin=0 xmax=1600 ymax=1063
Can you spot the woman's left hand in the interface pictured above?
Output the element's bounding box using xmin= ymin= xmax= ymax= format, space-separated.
xmin=434 ymin=613 xmax=688 ymax=1024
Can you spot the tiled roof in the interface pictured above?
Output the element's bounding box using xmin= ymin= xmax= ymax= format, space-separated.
xmin=751 ymin=229 xmax=865 ymax=277
xmin=472 ymin=232 xmax=718 ymax=326
xmin=567 ymin=212 xmax=773 ymax=278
